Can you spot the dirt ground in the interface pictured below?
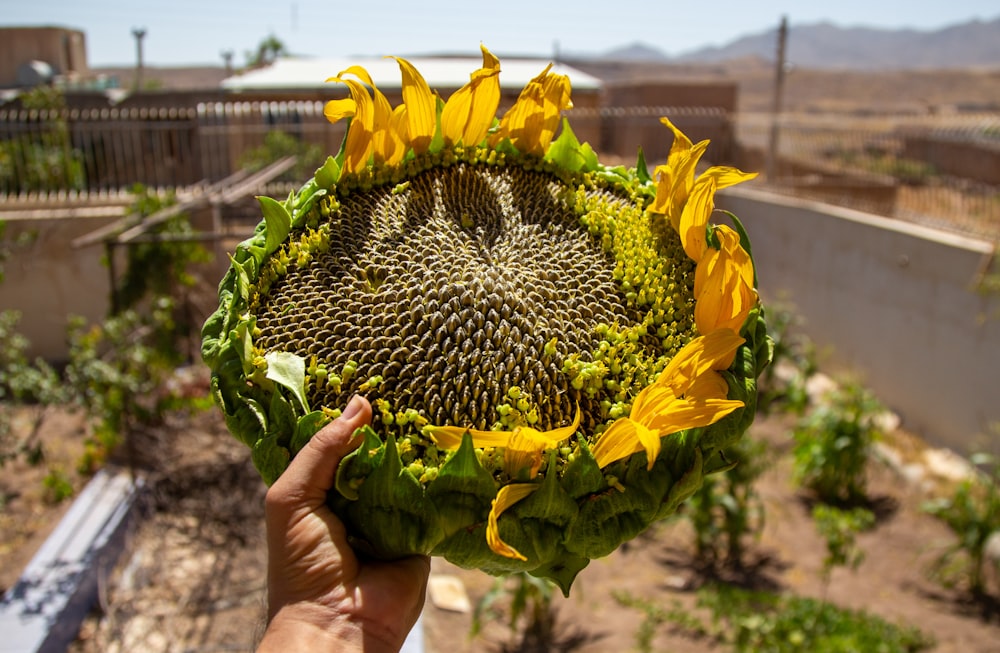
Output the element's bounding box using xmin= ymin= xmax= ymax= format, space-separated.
xmin=1 ymin=382 xmax=986 ymax=653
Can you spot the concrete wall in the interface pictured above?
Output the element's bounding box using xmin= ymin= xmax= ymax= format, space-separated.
xmin=718 ymin=187 xmax=1000 ymax=454
xmin=1 ymin=215 xmax=114 ymax=361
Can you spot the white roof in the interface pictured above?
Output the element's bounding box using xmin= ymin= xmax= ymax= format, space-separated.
xmin=221 ymin=56 xmax=601 ymax=92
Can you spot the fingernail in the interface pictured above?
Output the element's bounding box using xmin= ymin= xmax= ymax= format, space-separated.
xmin=341 ymin=394 xmax=362 ymax=420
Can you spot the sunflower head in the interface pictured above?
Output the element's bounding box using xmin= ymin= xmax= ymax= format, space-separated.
xmin=201 ymin=46 xmax=771 ymax=595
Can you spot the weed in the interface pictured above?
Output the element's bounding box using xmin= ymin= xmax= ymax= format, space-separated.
xmin=685 ymin=437 xmax=769 ymax=571
xmin=812 ymin=504 xmax=875 ymax=586
xmin=613 ymin=591 xmax=706 ymax=652
xmin=472 ymin=572 xmax=558 ymax=650
xmin=922 ymin=452 xmax=1000 ymax=597
xmin=792 ymin=381 xmax=883 ymax=504
xmin=756 ymin=300 xmax=815 ymax=416
xmin=614 ymin=583 xmax=932 ymax=653
xmin=42 ymin=467 xmax=74 ymax=504
xmin=698 ymin=584 xmax=934 ymax=653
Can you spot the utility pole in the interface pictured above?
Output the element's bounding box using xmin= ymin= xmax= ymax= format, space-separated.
xmin=132 ymin=27 xmax=147 ymax=91
xmin=221 ymin=50 xmax=234 ymax=76
xmin=766 ymin=16 xmax=788 ymax=183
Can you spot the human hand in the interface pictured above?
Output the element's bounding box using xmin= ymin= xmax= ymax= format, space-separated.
xmin=258 ymin=395 xmax=430 ymax=652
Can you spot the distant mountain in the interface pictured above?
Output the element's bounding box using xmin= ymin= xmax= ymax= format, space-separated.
xmin=672 ymin=16 xmax=1000 ymax=69
xmin=601 ymin=43 xmax=671 ymax=62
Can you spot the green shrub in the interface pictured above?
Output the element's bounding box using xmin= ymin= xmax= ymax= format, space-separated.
xmin=698 ymin=584 xmax=934 ymax=653
xmin=756 ymin=301 xmax=815 ymax=416
xmin=922 ymin=452 xmax=1000 ymax=597
xmin=813 ymin=504 xmax=875 ymax=585
xmin=686 ymin=437 xmax=769 ymax=571
xmin=792 ymin=382 xmax=883 ymax=504
xmin=472 ymin=572 xmax=558 ymax=649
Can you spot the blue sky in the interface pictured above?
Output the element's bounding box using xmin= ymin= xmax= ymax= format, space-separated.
xmin=4 ymin=0 xmax=999 ymax=67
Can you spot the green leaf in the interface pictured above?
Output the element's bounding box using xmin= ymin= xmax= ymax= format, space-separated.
xmin=315 ymin=155 xmax=340 ymax=189
xmin=635 ymin=147 xmax=651 ymax=185
xmin=252 ymin=433 xmax=290 ymax=485
xmin=264 ymin=350 xmax=309 ymax=412
xmin=290 ymin=411 xmax=330 ymax=455
xmin=257 ymin=195 xmax=292 ymax=256
xmin=545 ymin=118 xmax=598 ymax=172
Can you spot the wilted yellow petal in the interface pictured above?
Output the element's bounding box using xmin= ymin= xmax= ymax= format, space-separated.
xmin=426 ymin=406 xmax=580 ymax=455
xmin=390 ymin=56 xmax=437 ymax=153
xmin=441 ymin=44 xmax=501 ymax=146
xmin=487 ymin=483 xmax=540 ymax=560
xmin=503 ymin=406 xmax=581 ymax=478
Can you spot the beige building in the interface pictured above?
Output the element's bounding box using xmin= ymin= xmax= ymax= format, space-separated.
xmin=0 ymin=26 xmax=88 ymax=87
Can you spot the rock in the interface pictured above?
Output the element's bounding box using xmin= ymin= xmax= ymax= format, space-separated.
xmin=428 ymin=574 xmax=472 ymax=613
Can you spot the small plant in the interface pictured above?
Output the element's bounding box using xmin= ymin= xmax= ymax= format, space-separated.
xmin=813 ymin=504 xmax=875 ymax=586
xmin=686 ymin=437 xmax=769 ymax=571
xmin=42 ymin=467 xmax=75 ymax=504
xmin=697 ymin=584 xmax=934 ymax=653
xmin=615 ymin=583 xmax=933 ymax=653
xmin=792 ymin=381 xmax=884 ymax=504
xmin=0 ymin=86 xmax=85 ymax=193
xmin=0 ymin=309 xmax=65 ymax=472
xmin=63 ymin=299 xmax=182 ymax=473
xmin=472 ymin=572 xmax=558 ymax=650
xmin=756 ymin=301 xmax=816 ymax=416
xmin=238 ymin=129 xmax=325 ymax=182
xmin=613 ymin=591 xmax=705 ymax=653
xmin=922 ymin=452 xmax=1000 ymax=597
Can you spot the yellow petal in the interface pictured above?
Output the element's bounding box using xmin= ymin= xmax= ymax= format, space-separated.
xmin=591 ymin=417 xmax=662 ymax=470
xmin=427 ymin=406 xmax=579 ymax=452
xmin=660 ymin=116 xmax=694 ymax=158
xmin=701 ymin=165 xmax=759 ymax=191
xmin=487 ymin=483 xmax=540 ymax=560
xmin=628 ymin=382 xmax=678 ymax=425
xmin=694 ymin=226 xmax=758 ymax=335
xmin=643 ymin=394 xmax=744 ymax=434
xmin=425 ymin=424 xmax=509 ymax=449
xmin=441 ymin=44 xmax=501 ymax=146
xmin=338 ymin=65 xmax=402 ymax=165
xmin=656 ymin=328 xmax=745 ymax=392
xmin=327 ymin=77 xmax=374 ymax=173
xmin=678 ymin=173 xmax=717 ymax=261
xmin=323 ymin=97 xmax=356 ymax=122
xmin=502 ymin=407 xmax=581 ymax=478
xmin=390 ymin=56 xmax=437 ymax=153
xmin=493 ymin=64 xmax=571 ymax=156
xmin=650 ymin=117 xmax=710 ymax=229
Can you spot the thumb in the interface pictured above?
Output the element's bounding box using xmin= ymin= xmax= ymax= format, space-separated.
xmin=267 ymin=395 xmax=372 ymax=508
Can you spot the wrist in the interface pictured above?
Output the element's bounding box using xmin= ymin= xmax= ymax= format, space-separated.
xmin=258 ymin=604 xmax=361 ymax=652
xmin=258 ymin=602 xmax=405 ymax=653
